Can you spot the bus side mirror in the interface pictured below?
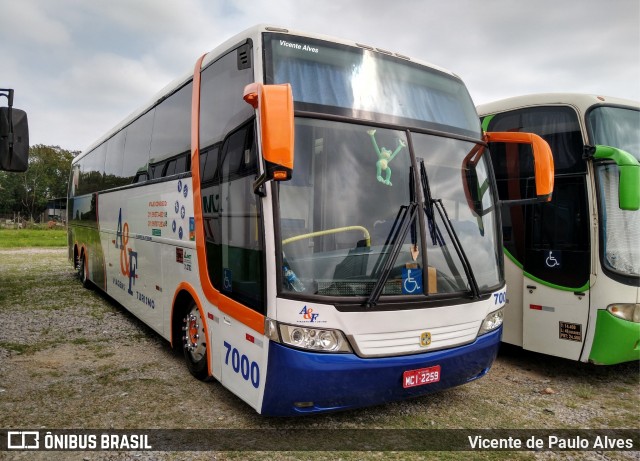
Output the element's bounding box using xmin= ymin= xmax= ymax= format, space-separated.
xmin=461 ymin=144 xmax=492 ymax=219
xmin=243 ymin=83 xmax=294 ymax=196
xmin=0 ymin=106 xmax=29 ymax=172
xmin=485 ymin=131 xmax=555 ymax=204
xmin=591 ymin=145 xmax=640 ymax=211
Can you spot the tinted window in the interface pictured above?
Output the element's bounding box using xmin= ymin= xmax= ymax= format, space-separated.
xmin=486 ymin=106 xmax=585 ymax=174
xmin=77 ymin=144 xmax=106 ymax=195
xmin=220 ymin=127 xmax=254 ymax=182
xmin=200 ymin=145 xmax=220 ymax=183
xmin=588 ymin=106 xmax=640 ymax=160
xmin=200 ymin=48 xmax=254 ymax=149
xmin=122 ymin=109 xmax=154 ymax=182
xmin=486 ymin=106 xmax=590 ymax=288
xmin=103 ymin=130 xmax=128 ymax=189
xmin=174 ymin=155 xmax=187 ymax=176
xmin=149 ymin=163 xmax=162 ymax=180
xmin=69 ymin=164 xmax=80 ymax=197
xmin=164 ymin=159 xmax=177 ymax=177
xmin=524 ymin=176 xmax=590 ymax=288
xmin=162 ymin=153 xmax=188 ymax=178
xmin=202 ymin=122 xmax=264 ymax=312
xmin=265 ymin=33 xmax=481 ymax=138
xmin=149 ymin=82 xmax=192 ymax=164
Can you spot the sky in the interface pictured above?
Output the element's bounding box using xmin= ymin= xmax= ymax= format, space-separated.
xmin=1 ymin=0 xmax=639 ymax=153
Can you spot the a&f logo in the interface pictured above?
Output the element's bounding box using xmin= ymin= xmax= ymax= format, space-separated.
xmin=115 ymin=208 xmax=138 ymax=295
xmin=299 ymin=306 xmax=319 ymax=323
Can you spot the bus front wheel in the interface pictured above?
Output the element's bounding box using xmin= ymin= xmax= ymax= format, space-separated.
xmin=182 ymin=302 xmax=211 ymax=381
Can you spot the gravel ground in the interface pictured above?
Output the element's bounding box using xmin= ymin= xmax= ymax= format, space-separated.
xmin=0 ymin=248 xmax=638 ymax=461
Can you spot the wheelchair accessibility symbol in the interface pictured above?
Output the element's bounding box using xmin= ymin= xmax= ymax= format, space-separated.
xmin=402 ymin=267 xmax=423 ymax=295
xmin=223 ymin=268 xmax=232 ymax=292
xmin=545 ymin=250 xmax=562 ymax=269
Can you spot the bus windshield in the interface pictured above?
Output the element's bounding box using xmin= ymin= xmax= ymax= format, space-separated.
xmin=277 ymin=118 xmax=501 ymax=299
xmin=264 ymin=33 xmax=481 ymax=139
xmin=596 ymin=163 xmax=640 ymax=278
xmin=590 ymin=106 xmax=640 ymax=278
xmin=588 ymin=106 xmax=640 ymax=160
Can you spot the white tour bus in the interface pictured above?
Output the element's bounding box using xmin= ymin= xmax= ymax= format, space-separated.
xmin=68 ymin=25 xmax=553 ymax=415
xmin=478 ymin=93 xmax=639 ymax=364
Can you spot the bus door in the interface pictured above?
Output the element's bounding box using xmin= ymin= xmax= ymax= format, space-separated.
xmin=487 ymin=106 xmax=591 ymax=359
xmin=204 ymin=121 xmax=266 ymax=410
xmin=520 ymin=176 xmax=591 ymax=360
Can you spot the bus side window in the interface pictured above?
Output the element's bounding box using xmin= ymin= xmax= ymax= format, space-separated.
xmin=78 ymin=144 xmax=106 ymax=196
xmin=174 ymin=154 xmax=187 ymax=175
xmin=198 ymin=43 xmax=261 ymax=311
xmin=164 ymin=159 xmax=177 ymax=177
xmin=133 ymin=170 xmax=148 ymax=183
xmin=201 ymin=145 xmax=220 ymax=183
xmin=162 ymin=153 xmax=189 ymax=178
xmin=104 ymin=130 xmax=128 ymax=189
xmin=122 ymin=109 xmax=154 ymax=184
xmin=213 ymin=122 xmax=265 ymax=313
xmin=149 ymin=163 xmax=162 ymax=180
xmin=149 ymin=83 xmax=192 ymax=167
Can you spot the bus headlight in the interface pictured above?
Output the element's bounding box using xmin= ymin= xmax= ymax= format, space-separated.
xmin=479 ymin=307 xmax=504 ymax=335
xmin=274 ymin=322 xmax=352 ymax=353
xmin=607 ymin=304 xmax=640 ymax=323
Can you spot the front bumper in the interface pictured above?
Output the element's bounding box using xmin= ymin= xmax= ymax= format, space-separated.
xmin=260 ymin=327 xmax=501 ymax=416
xmin=589 ymin=310 xmax=640 ymax=365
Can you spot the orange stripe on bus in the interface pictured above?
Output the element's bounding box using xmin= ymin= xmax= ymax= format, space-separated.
xmin=217 ymin=294 xmax=265 ymax=334
xmin=190 ymin=54 xmax=265 ymax=336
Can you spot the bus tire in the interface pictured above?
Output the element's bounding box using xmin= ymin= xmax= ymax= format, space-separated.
xmin=77 ymin=252 xmax=91 ymax=289
xmin=182 ymin=302 xmax=212 ymax=381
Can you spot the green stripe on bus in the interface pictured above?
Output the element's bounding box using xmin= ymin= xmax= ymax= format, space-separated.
xmin=481 ymin=114 xmax=494 ymax=132
xmin=503 ymin=247 xmax=590 ymax=292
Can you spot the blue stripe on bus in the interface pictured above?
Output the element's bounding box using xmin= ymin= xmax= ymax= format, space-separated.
xmin=260 ymin=327 xmax=501 ymax=416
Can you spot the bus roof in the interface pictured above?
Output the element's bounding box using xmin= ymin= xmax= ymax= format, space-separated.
xmin=75 ymin=25 xmax=461 ymax=163
xmin=477 ymin=93 xmax=640 ymax=118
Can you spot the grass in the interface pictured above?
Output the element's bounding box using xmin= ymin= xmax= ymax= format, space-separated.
xmin=0 ymin=249 xmax=77 ymax=308
xmin=1 ymin=248 xmax=638 ymax=461
xmin=573 ymin=383 xmax=595 ymax=399
xmin=0 ymin=228 xmax=67 ymax=247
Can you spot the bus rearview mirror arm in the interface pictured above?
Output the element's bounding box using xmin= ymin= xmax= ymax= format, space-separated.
xmin=584 ymin=145 xmax=640 ymax=211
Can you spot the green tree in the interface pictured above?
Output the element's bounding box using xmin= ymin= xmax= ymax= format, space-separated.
xmin=0 ymin=144 xmax=77 ymax=220
xmin=0 ymin=171 xmax=21 ymax=214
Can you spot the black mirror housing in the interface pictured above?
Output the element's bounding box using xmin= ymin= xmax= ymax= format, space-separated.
xmin=0 ymin=107 xmax=29 ymax=172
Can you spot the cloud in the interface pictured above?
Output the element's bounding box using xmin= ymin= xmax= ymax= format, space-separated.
xmin=2 ymin=0 xmax=638 ymax=151
xmin=0 ymin=1 xmax=71 ymax=47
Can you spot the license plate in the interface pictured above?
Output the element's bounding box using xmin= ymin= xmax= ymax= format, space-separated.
xmin=403 ymin=365 xmax=441 ymax=388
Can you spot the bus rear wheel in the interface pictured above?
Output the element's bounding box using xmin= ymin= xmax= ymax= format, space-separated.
xmin=76 ymin=253 xmax=90 ymax=288
xmin=182 ymin=302 xmax=211 ymax=381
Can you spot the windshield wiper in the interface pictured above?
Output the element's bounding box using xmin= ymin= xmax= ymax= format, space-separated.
xmin=419 ymin=159 xmax=445 ymax=246
xmin=419 ymin=160 xmax=480 ymax=300
xmin=365 ymin=201 xmax=418 ymax=309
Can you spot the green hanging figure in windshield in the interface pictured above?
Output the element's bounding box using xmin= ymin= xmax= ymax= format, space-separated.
xmin=367 ymin=129 xmax=406 ymax=186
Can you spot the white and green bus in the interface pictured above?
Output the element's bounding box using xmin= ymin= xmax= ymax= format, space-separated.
xmin=478 ymin=94 xmax=639 ymax=365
